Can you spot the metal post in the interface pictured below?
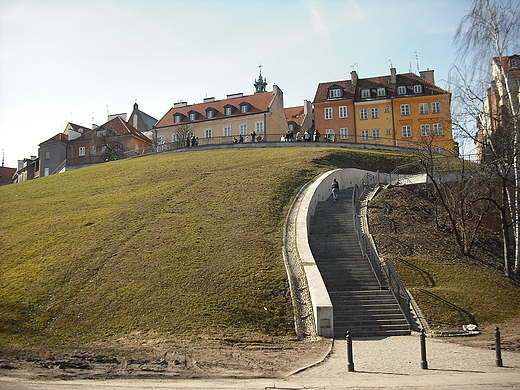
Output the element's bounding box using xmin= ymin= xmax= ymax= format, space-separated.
xmin=420 ymin=329 xmax=428 ymax=369
xmin=346 ymin=331 xmax=355 ymax=372
xmin=495 ymin=327 xmax=503 ymax=367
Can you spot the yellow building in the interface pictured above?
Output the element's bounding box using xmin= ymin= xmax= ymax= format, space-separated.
xmin=154 ymin=84 xmax=288 ymax=147
xmin=317 ymin=68 xmax=457 ymax=155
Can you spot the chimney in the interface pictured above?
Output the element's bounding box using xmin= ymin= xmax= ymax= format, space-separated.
xmin=350 ymin=70 xmax=358 ymax=87
xmin=203 ymin=97 xmax=215 ymax=103
xmin=420 ymin=69 xmax=435 ymax=84
xmin=390 ymin=67 xmax=397 ymax=84
xmin=174 ymin=101 xmax=188 ymax=108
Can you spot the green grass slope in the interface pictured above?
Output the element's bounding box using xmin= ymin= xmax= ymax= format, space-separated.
xmin=0 ymin=147 xmax=418 ymax=351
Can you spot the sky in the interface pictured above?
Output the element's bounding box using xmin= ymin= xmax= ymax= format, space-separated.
xmin=0 ymin=0 xmax=474 ymax=168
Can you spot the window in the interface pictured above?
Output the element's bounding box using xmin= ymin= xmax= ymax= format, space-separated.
xmin=361 ymin=89 xmax=370 ymax=98
xmin=434 ymin=123 xmax=444 ymax=135
xmin=339 ymin=106 xmax=348 ymax=118
xmin=256 ymin=121 xmax=264 ymax=133
xmin=79 ymin=146 xmax=86 ymax=156
xmin=204 ymin=128 xmax=212 ymax=139
xmin=223 ymin=125 xmax=231 ymax=137
xmin=360 ymin=108 xmax=368 ymax=120
xmin=421 ymin=124 xmax=431 ymax=136
xmin=432 ymin=102 xmax=441 ymax=113
xmin=174 ymin=115 xmax=182 ymax=123
xmin=189 ymin=112 xmax=197 ymax=121
xmin=386 ymin=129 xmax=392 ymax=135
xmin=44 ymin=167 xmax=50 ymax=177
xmin=325 ymin=107 xmax=333 ymax=120
xmin=329 ymin=88 xmax=342 ymax=98
xmin=361 ymin=130 xmax=369 ymax=142
xmin=340 ymin=127 xmax=349 ymax=139
xmin=402 ymin=125 xmax=412 ymax=138
xmin=436 ymin=147 xmax=445 ymax=155
xmin=206 ymin=110 xmax=214 ymax=118
xmin=157 ymin=135 xmax=166 ymax=144
xmin=172 ymin=133 xmax=179 ymax=142
xmin=414 ymin=84 xmax=422 ymax=93
xmin=90 ymin=146 xmax=96 ymax=155
xmin=371 ymin=107 xmax=379 ymax=119
xmin=239 ymin=124 xmax=247 ymax=135
xmin=325 ymin=129 xmax=335 ymax=140
xmin=377 ymin=87 xmax=386 ymax=96
xmin=397 ymin=86 xmax=406 ymax=95
xmin=419 ymin=103 xmax=429 ymax=114
xmin=240 ymin=105 xmax=248 ymax=113
xmin=400 ymin=104 xmax=410 ymax=116
xmin=510 ymin=58 xmax=519 ymax=68
xmin=384 ymin=107 xmax=390 ymax=113
xmin=372 ymin=129 xmax=380 ymax=141
xmin=45 ymin=151 xmax=50 ymax=160
xmin=225 ymin=107 xmax=233 ymax=115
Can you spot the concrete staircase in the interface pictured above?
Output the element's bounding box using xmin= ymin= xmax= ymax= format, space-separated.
xmin=308 ymin=187 xmax=410 ymax=339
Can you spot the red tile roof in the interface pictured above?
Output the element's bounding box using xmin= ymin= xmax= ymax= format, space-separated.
xmin=78 ymin=116 xmax=151 ymax=142
xmin=314 ymin=72 xmax=448 ymax=102
xmin=39 ymin=132 xmax=69 ymax=146
xmin=155 ymin=91 xmax=276 ymax=128
xmin=285 ymin=106 xmax=305 ymax=126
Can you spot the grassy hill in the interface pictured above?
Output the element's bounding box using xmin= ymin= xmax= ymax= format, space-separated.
xmin=0 ymin=147 xmax=420 ymax=352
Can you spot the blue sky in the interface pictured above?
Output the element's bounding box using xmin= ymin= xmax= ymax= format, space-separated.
xmin=0 ymin=0 xmax=473 ymax=167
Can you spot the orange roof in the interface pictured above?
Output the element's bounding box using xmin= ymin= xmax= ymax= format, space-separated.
xmin=39 ymin=132 xmax=69 ymax=146
xmin=314 ymin=72 xmax=448 ymax=102
xmin=155 ymin=91 xmax=276 ymax=128
xmin=285 ymin=106 xmax=305 ymax=126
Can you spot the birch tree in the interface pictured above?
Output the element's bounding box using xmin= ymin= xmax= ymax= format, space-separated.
xmin=451 ymin=0 xmax=520 ymax=276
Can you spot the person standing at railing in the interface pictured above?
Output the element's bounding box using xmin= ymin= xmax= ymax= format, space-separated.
xmin=332 ymin=178 xmax=339 ymax=202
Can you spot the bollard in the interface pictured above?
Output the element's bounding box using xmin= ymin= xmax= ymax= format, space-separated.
xmin=420 ymin=329 xmax=428 ymax=370
xmin=495 ymin=327 xmax=503 ymax=367
xmin=346 ymin=331 xmax=355 ymax=372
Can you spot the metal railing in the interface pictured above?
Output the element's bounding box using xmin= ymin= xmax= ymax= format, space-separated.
xmin=352 ymin=173 xmax=412 ymax=326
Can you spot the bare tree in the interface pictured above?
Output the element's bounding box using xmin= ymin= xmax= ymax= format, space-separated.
xmin=450 ymin=0 xmax=520 ymax=276
xmin=90 ymin=127 xmax=126 ymax=162
xmin=174 ymin=123 xmax=193 ymax=148
xmin=416 ymin=136 xmax=491 ymax=257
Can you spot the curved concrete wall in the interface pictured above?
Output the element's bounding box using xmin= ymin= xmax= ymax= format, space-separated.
xmin=294 ymin=168 xmax=382 ymax=338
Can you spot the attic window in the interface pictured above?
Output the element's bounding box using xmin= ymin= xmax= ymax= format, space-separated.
xmin=174 ymin=114 xmax=182 ymax=123
xmin=510 ymin=57 xmax=519 ymax=68
xmin=377 ymin=87 xmax=386 ymax=96
xmin=361 ymin=89 xmax=370 ymax=98
xmin=328 ymin=88 xmax=342 ymax=98
xmin=397 ymin=86 xmax=406 ymax=95
xmin=413 ymin=84 xmax=423 ymax=93
xmin=206 ymin=108 xmax=215 ymax=118
xmin=225 ymin=106 xmax=234 ymax=115
xmin=189 ymin=111 xmax=198 ymax=121
xmin=240 ymin=104 xmax=249 ymax=113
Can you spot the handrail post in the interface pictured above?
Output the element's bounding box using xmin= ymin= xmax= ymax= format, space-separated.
xmin=495 ymin=327 xmax=503 ymax=367
xmin=346 ymin=331 xmax=355 ymax=372
xmin=420 ymin=329 xmax=428 ymax=369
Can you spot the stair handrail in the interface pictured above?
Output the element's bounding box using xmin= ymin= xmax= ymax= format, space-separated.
xmin=352 ymin=184 xmax=384 ymax=288
xmin=352 ymin=178 xmax=413 ymax=327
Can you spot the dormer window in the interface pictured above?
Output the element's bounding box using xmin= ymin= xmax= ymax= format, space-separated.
xmin=361 ymin=89 xmax=370 ymax=98
xmin=377 ymin=87 xmax=386 ymax=96
xmin=328 ymin=88 xmax=342 ymax=98
xmin=188 ymin=111 xmax=198 ymax=121
xmin=225 ymin=105 xmax=234 ymax=115
xmin=206 ymin=108 xmax=216 ymax=118
xmin=288 ymin=122 xmax=296 ymax=131
xmin=397 ymin=86 xmax=406 ymax=95
xmin=413 ymin=84 xmax=423 ymax=93
xmin=174 ymin=114 xmax=183 ymax=123
xmin=240 ymin=103 xmax=250 ymax=113
xmin=510 ymin=57 xmax=519 ymax=68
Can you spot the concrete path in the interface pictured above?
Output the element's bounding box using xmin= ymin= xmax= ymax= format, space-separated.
xmin=2 ymin=334 xmax=519 ymax=389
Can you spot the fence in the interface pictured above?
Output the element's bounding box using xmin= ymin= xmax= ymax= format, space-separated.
xmin=352 ymin=172 xmax=413 ymax=327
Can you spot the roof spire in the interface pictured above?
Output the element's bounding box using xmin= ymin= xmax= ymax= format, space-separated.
xmin=254 ymin=64 xmax=267 ymax=93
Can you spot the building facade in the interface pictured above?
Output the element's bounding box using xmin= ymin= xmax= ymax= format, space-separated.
xmin=314 ymin=68 xmax=457 ymax=155
xmin=478 ymin=55 xmax=520 ymax=163
xmin=154 ymin=85 xmax=288 ymax=147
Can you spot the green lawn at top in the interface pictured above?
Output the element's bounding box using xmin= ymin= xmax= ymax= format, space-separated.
xmin=0 ymin=147 xmax=419 ymax=351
